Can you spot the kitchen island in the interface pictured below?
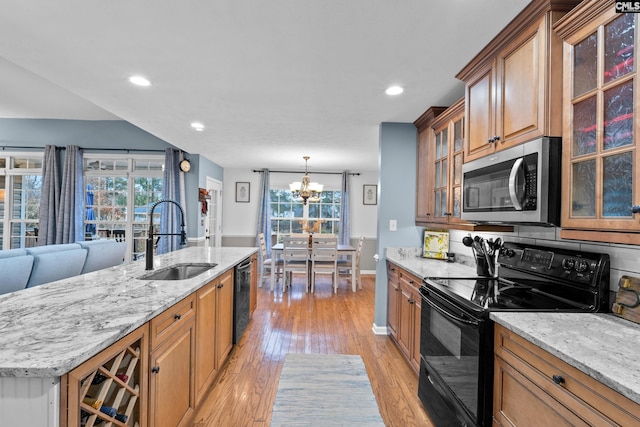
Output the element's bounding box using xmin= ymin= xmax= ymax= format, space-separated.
xmin=0 ymin=246 xmax=256 ymax=427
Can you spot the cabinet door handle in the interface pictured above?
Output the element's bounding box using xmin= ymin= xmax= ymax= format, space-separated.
xmin=217 ymin=284 xmax=224 ymax=288
xmin=488 ymin=137 xmax=494 ymax=143
xmin=444 ymin=212 xmax=452 ymax=216
xmin=552 ymin=374 xmax=565 ymax=385
xmin=174 ymin=314 xmax=182 ymax=321
xmin=151 ymin=366 xmax=160 ymax=374
xmin=493 ymin=135 xmax=500 ymax=142
xmin=632 ymin=205 xmax=640 ymax=214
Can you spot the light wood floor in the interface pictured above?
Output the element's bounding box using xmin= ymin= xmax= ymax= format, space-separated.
xmin=192 ymin=273 xmax=434 ymax=426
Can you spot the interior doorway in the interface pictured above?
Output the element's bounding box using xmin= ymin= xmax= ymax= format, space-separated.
xmin=206 ymin=177 xmax=223 ymax=247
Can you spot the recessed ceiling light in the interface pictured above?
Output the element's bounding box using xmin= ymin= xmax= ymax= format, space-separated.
xmin=191 ymin=122 xmax=205 ymax=131
xmin=129 ymin=75 xmax=151 ymax=87
xmin=385 ymin=85 xmax=404 ymax=95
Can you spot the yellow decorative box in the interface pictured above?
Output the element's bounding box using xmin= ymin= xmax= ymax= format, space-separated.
xmin=423 ymin=230 xmax=449 ymax=260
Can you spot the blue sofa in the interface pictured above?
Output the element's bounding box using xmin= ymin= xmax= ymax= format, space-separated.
xmin=0 ymin=249 xmax=35 ymax=295
xmin=0 ymin=240 xmax=127 ymax=295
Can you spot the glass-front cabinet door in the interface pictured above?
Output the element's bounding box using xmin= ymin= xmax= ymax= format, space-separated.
xmin=560 ymin=5 xmax=640 ymax=239
xmin=430 ymin=99 xmax=465 ymax=224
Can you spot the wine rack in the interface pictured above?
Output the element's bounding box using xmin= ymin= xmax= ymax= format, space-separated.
xmin=63 ymin=324 xmax=148 ymax=427
xmin=79 ymin=345 xmax=140 ymax=426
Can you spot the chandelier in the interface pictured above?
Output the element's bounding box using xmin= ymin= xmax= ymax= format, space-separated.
xmin=289 ymin=156 xmax=323 ymax=205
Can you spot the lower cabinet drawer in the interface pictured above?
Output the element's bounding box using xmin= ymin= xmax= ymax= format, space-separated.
xmin=150 ymin=294 xmax=196 ymax=349
xmin=494 ymin=324 xmax=640 ymax=426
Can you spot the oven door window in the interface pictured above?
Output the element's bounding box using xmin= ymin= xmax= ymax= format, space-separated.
xmin=421 ymin=292 xmax=482 ymax=419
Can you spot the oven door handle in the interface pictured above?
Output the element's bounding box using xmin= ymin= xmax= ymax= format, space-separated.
xmin=423 ymin=295 xmax=480 ymax=326
xmin=508 ymin=157 xmax=524 ymax=211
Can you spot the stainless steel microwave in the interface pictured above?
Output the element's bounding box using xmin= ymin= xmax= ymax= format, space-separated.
xmin=461 ymin=137 xmax=561 ymax=226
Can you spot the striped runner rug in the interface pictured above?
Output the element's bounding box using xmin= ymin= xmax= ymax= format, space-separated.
xmin=271 ymin=353 xmax=385 ymax=426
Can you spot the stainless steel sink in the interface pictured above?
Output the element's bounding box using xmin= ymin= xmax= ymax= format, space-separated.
xmin=138 ymin=263 xmax=218 ymax=280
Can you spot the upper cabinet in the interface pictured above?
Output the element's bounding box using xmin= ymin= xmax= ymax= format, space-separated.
xmin=415 ymin=106 xmax=446 ymax=224
xmin=556 ymin=0 xmax=640 ymax=244
xmin=457 ymin=0 xmax=579 ymax=162
xmin=428 ymin=99 xmax=466 ymax=225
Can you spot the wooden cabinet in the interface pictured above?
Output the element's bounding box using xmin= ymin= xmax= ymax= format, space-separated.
xmin=387 ymin=261 xmax=422 ymax=374
xmin=386 ymin=262 xmax=400 ymax=339
xmin=493 ymin=324 xmax=640 ymax=427
xmin=194 ymin=269 xmax=234 ymax=405
xmin=457 ymin=0 xmax=575 ymax=162
xmin=556 ymin=0 xmax=640 ymax=244
xmin=415 ymin=106 xmax=447 ymax=224
xmin=149 ymin=295 xmax=196 ymax=427
xmin=214 ymin=269 xmax=234 ymax=371
xmin=428 ymin=99 xmax=466 ymax=225
xmin=63 ymin=324 xmax=149 ymax=427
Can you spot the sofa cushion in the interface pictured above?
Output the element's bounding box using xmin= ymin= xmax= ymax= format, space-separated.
xmin=0 ymin=248 xmax=28 ymax=259
xmin=77 ymin=240 xmax=127 ymax=274
xmin=0 ymin=255 xmax=34 ymax=294
xmin=25 ymin=243 xmax=82 ymax=255
xmin=26 ymin=244 xmax=88 ymax=288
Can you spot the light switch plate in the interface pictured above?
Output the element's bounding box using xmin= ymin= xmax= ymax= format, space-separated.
xmin=389 ymin=219 xmax=397 ymax=231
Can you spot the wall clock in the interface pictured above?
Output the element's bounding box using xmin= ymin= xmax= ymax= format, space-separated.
xmin=179 ymin=159 xmax=191 ymax=172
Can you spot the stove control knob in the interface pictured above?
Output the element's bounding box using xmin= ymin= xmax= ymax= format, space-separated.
xmin=562 ymin=258 xmax=575 ymax=270
xmin=575 ymin=260 xmax=589 ymax=272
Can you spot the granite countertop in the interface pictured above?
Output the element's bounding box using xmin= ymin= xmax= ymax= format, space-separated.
xmin=491 ymin=312 xmax=640 ymax=406
xmin=386 ymin=247 xmax=477 ymax=279
xmin=0 ymin=246 xmax=256 ymax=378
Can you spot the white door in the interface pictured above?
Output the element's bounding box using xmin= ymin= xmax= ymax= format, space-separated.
xmin=206 ymin=177 xmax=223 ymax=247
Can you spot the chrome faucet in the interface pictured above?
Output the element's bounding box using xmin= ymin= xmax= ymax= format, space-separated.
xmin=145 ymin=199 xmax=187 ymax=270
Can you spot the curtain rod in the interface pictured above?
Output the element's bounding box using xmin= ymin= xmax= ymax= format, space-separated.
xmin=1 ymin=145 xmax=167 ymax=153
xmin=253 ymin=169 xmax=360 ymax=176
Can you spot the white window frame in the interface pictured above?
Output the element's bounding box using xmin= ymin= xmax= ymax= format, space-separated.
xmin=83 ymin=153 xmax=164 ymax=263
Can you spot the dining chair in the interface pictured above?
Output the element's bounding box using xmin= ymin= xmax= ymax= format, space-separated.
xmin=338 ymin=236 xmax=364 ymax=290
xmin=258 ymin=232 xmax=283 ymax=288
xmin=282 ymin=235 xmax=310 ymax=293
xmin=310 ymin=235 xmax=338 ymax=293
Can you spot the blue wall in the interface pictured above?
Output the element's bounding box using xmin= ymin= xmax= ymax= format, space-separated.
xmin=374 ymin=122 xmax=423 ymax=329
xmin=0 ymin=118 xmax=176 ymax=151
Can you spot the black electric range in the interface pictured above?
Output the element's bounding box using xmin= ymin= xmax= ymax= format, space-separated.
xmin=417 ymin=241 xmax=610 ymax=427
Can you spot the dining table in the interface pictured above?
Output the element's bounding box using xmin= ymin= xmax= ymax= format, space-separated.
xmin=270 ymin=242 xmax=357 ymax=292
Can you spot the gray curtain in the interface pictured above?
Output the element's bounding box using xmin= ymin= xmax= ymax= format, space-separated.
xmin=56 ymin=145 xmax=84 ymax=244
xmin=256 ymin=169 xmax=271 ymax=266
xmin=158 ymin=148 xmax=187 ymax=254
xmin=338 ymin=171 xmax=350 ymax=246
xmin=38 ymin=145 xmax=60 ymax=246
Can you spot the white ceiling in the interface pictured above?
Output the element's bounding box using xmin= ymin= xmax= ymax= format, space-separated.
xmin=0 ymin=0 xmax=530 ymax=172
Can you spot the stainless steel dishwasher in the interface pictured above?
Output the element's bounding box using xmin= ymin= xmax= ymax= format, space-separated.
xmin=233 ymin=257 xmax=252 ymax=344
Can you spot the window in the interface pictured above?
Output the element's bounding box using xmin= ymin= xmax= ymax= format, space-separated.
xmin=0 ymin=152 xmax=163 ymax=258
xmin=0 ymin=154 xmax=43 ymax=249
xmin=270 ymin=189 xmax=341 ymax=243
xmin=84 ymin=156 xmax=163 ymax=261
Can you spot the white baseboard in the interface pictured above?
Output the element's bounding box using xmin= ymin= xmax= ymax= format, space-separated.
xmin=371 ymin=323 xmax=388 ymax=336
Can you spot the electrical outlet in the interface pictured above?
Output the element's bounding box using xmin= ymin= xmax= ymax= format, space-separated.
xmin=389 ymin=219 xmax=397 ymax=231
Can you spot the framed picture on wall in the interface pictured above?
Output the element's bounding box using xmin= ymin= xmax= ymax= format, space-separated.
xmin=235 ymin=182 xmax=250 ymax=203
xmin=363 ymin=184 xmax=377 ymax=205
